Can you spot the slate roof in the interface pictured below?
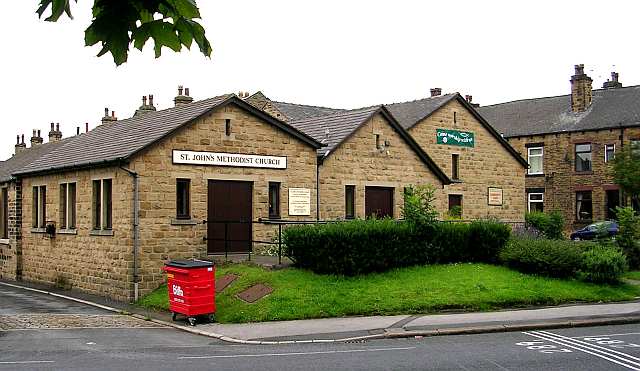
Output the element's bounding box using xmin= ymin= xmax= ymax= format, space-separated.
xmin=271 ymin=101 xmax=345 ymax=121
xmin=478 ymin=85 xmax=640 ymax=138
xmin=385 ymin=94 xmax=458 ymax=130
xmin=12 ymin=94 xmax=322 ymax=177
xmin=289 ymin=106 xmax=451 ymax=184
xmin=0 ymin=141 xmax=67 ymax=183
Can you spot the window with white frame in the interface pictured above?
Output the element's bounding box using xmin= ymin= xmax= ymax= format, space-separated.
xmin=604 ymin=144 xmax=615 ymax=163
xmin=527 ymin=147 xmax=543 ymax=175
xmin=527 ymin=192 xmax=544 ymax=212
xmin=92 ymin=179 xmax=112 ymax=230
xmin=32 ymin=185 xmax=46 ymax=228
xmin=59 ymin=182 xmax=77 ymax=229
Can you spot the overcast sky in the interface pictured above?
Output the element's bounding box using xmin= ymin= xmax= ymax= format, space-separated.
xmin=1 ymin=1 xmax=638 ymax=159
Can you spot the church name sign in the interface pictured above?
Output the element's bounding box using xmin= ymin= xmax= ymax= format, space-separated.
xmin=172 ymin=150 xmax=287 ymax=169
xmin=436 ymin=129 xmax=475 ymax=148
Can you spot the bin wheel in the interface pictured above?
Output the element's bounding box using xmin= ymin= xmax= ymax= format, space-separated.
xmin=207 ymin=314 xmax=215 ymax=323
xmin=188 ymin=317 xmax=197 ymax=326
xmin=172 ymin=312 xmax=178 ymax=321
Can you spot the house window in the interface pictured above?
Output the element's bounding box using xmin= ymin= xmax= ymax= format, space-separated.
xmin=176 ymin=179 xmax=191 ymax=219
xmin=631 ymin=140 xmax=640 ymax=154
xmin=32 ymin=186 xmax=46 ymax=228
xmin=453 ymin=111 xmax=457 ymax=124
xmin=451 ymin=154 xmax=460 ymax=180
xmin=59 ymin=182 xmax=76 ymax=229
xmin=448 ymin=194 xmax=463 ymax=219
xmin=92 ymin=179 xmax=112 ymax=230
xmin=345 ymin=185 xmax=355 ymax=219
xmin=0 ymin=188 xmax=7 ymax=239
xmin=375 ymin=134 xmax=381 ymax=150
xmin=225 ymin=119 xmax=231 ymax=136
xmin=575 ymin=143 xmax=592 ymax=172
xmin=527 ymin=193 xmax=544 ymax=212
xmin=604 ymin=144 xmax=615 ymax=163
xmin=576 ymin=191 xmax=593 ymax=221
xmin=527 ymin=147 xmax=544 ymax=174
xmin=268 ymin=182 xmax=280 ymax=219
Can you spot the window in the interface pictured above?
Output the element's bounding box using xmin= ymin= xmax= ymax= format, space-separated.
xmin=576 ymin=191 xmax=593 ymax=221
xmin=632 ymin=140 xmax=640 ymax=154
xmin=92 ymin=179 xmax=112 ymax=230
xmin=605 ymin=190 xmax=620 ymax=220
xmin=268 ymin=182 xmax=280 ymax=219
xmin=451 ymin=154 xmax=460 ymax=180
xmin=0 ymin=188 xmax=7 ymax=239
xmin=375 ymin=134 xmax=381 ymax=150
xmin=448 ymin=194 xmax=463 ymax=219
xmin=32 ymin=186 xmax=46 ymax=228
xmin=453 ymin=111 xmax=457 ymax=124
xmin=527 ymin=147 xmax=544 ymax=174
xmin=176 ymin=179 xmax=191 ymax=219
xmin=345 ymin=185 xmax=355 ymax=219
xmin=225 ymin=119 xmax=231 ymax=136
xmin=604 ymin=144 xmax=615 ymax=163
xmin=528 ymin=193 xmax=544 ymax=212
xmin=59 ymin=182 xmax=76 ymax=229
xmin=575 ymin=143 xmax=592 ymax=172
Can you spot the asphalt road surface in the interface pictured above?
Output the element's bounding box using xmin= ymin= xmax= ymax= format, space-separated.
xmin=2 ymin=284 xmax=640 ymax=370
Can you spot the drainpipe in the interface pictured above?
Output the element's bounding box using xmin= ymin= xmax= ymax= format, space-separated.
xmin=316 ymin=155 xmax=325 ymax=222
xmin=120 ymin=166 xmax=140 ymax=301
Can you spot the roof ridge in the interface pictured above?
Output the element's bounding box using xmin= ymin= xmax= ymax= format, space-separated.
xmin=272 ymin=100 xmax=344 ymax=111
xmin=290 ymin=105 xmax=382 ymax=123
xmin=385 ymin=93 xmax=457 ymax=107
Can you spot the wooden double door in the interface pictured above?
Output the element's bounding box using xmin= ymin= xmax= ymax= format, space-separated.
xmin=207 ymin=180 xmax=252 ymax=254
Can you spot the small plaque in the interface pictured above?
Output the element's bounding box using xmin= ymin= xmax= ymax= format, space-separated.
xmin=215 ymin=274 xmax=238 ymax=293
xmin=488 ymin=187 xmax=503 ymax=206
xmin=288 ymin=188 xmax=311 ymax=216
xmin=236 ymin=284 xmax=274 ymax=303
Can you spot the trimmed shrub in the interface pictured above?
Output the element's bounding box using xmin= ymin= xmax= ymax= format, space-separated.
xmin=579 ymin=246 xmax=628 ymax=284
xmin=283 ymin=219 xmax=510 ymax=275
xmin=615 ymin=206 xmax=640 ymax=269
xmin=499 ymin=238 xmax=593 ymax=278
xmin=525 ymin=211 xmax=565 ymax=239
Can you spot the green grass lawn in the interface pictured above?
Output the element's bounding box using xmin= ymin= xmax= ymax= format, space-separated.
xmin=137 ymin=263 xmax=640 ymax=324
xmin=624 ymin=271 xmax=640 ymax=281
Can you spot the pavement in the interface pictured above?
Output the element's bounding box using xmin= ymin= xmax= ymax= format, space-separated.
xmin=2 ymin=278 xmax=640 ymax=345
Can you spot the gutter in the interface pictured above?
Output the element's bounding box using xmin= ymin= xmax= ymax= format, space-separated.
xmin=119 ymin=165 xmax=140 ymax=301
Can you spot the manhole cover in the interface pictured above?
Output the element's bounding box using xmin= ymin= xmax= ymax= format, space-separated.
xmin=216 ymin=274 xmax=239 ymax=293
xmin=236 ymin=284 xmax=273 ymax=303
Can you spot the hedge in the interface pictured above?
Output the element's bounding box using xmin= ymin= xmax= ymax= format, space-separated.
xmin=282 ymin=219 xmax=510 ymax=275
xmin=525 ymin=211 xmax=565 ymax=239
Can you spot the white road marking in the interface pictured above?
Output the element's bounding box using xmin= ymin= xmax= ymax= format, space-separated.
xmin=178 ymin=346 xmax=416 ymax=360
xmin=536 ymin=331 xmax=640 ymax=363
xmin=0 ymin=360 xmax=54 ymax=365
xmin=572 ymin=333 xmax=640 ymax=339
xmin=524 ymin=331 xmax=640 ymax=370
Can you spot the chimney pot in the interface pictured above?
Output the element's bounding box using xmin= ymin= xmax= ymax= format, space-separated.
xmin=56 ymin=123 xmax=59 ymax=131
xmin=142 ymin=96 xmax=147 ymax=105
xmin=15 ymin=134 xmax=27 ymax=154
xmin=77 ymin=126 xmax=80 ymax=135
xmin=185 ymin=88 xmax=190 ymax=96
xmin=149 ymin=94 xmax=154 ymax=106
xmin=86 ymin=122 xmax=89 ymax=133
xmin=178 ymin=85 xmax=184 ymax=95
xmin=174 ymin=88 xmax=193 ymax=106
xmin=111 ymin=111 xmax=115 ymax=118
xmin=16 ymin=135 xmax=19 ymax=144
xmin=430 ymin=88 xmax=442 ymax=97
xmin=50 ymin=122 xmax=54 ymax=130
xmin=104 ymin=107 xmax=109 ymax=116
xmin=21 ymin=134 xmax=24 ymax=144
xmin=37 ymin=130 xmax=41 ymax=137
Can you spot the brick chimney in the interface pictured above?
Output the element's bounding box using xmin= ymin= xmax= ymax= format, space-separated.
xmin=30 ymin=129 xmax=43 ymax=147
xmin=101 ymin=107 xmax=117 ymax=124
xmin=430 ymin=88 xmax=442 ymax=97
xmin=464 ymin=94 xmax=480 ymax=108
xmin=48 ymin=122 xmax=62 ymax=142
xmin=602 ymin=71 xmax=622 ymax=89
xmin=134 ymin=95 xmax=157 ymax=116
xmin=174 ymin=86 xmax=194 ymax=106
xmin=570 ymin=64 xmax=593 ymax=113
xmin=14 ymin=134 xmax=26 ymax=155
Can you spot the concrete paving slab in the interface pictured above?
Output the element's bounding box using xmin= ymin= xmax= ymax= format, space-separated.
xmin=197 ymin=315 xmax=411 ymax=340
xmin=406 ymin=302 xmax=640 ymax=329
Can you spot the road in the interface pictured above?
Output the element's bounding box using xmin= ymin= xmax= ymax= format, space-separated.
xmin=2 ymin=284 xmax=640 ymax=370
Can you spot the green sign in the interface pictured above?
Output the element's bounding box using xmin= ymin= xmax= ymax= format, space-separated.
xmin=436 ymin=129 xmax=474 ymax=147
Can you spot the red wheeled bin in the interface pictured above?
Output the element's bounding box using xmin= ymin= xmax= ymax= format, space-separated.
xmin=163 ymin=259 xmax=216 ymax=326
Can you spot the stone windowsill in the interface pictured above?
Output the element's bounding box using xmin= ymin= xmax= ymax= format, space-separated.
xmin=526 ymin=173 xmax=544 ymax=178
xmin=58 ymin=228 xmax=78 ymax=235
xmin=0 ymin=238 xmax=9 ymax=245
xmin=574 ymin=171 xmax=593 ymax=176
xmin=90 ymin=229 xmax=114 ymax=236
xmin=31 ymin=228 xmax=47 ymax=234
xmin=450 ymin=179 xmax=463 ymax=183
xmin=170 ymin=218 xmax=199 ymax=226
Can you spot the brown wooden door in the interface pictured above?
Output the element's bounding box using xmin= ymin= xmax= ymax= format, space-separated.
xmin=207 ymin=180 xmax=252 ymax=254
xmin=365 ymin=187 xmax=394 ymax=218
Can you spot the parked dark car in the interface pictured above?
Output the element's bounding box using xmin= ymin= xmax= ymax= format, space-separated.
xmin=570 ymin=221 xmax=618 ymax=241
